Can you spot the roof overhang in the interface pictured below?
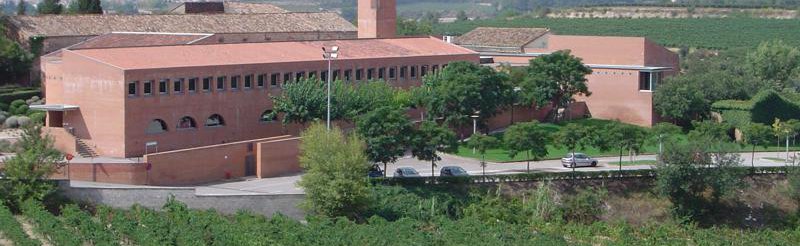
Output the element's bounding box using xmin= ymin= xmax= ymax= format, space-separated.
xmin=479 ymin=52 xmax=674 ymax=71
xmin=29 ymin=104 xmax=79 ymax=111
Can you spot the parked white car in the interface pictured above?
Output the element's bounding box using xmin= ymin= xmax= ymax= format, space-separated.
xmin=561 ymin=153 xmax=598 ymax=168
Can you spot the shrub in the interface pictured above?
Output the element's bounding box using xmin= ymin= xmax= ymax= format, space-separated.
xmin=29 ymin=111 xmax=45 ymax=125
xmin=12 ymin=104 xmax=28 ymax=116
xmin=17 ymin=116 xmax=31 ymax=127
xmin=561 ymin=187 xmax=608 ymax=224
xmin=0 ymin=202 xmax=40 ymax=246
xmin=0 ymin=102 xmax=8 ymax=111
xmin=0 ymin=112 xmax=6 ymax=125
xmin=4 ymin=115 xmax=18 ymax=128
xmin=0 ymin=90 xmax=40 ymax=106
xmin=21 ymin=200 xmax=82 ymax=246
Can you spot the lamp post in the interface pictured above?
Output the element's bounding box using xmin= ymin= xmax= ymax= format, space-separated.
xmin=471 ymin=113 xmax=480 ymax=154
xmin=322 ymin=46 xmax=339 ymax=130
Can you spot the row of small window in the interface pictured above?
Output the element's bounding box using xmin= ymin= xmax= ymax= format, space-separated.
xmin=145 ymin=111 xmax=277 ymax=134
xmin=127 ymin=64 xmax=445 ymax=97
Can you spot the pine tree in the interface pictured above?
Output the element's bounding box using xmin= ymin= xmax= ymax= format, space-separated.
xmin=16 ymin=0 xmax=26 ymax=15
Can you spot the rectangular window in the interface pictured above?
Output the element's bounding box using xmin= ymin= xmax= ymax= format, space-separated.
xmin=127 ymin=81 xmax=137 ymax=96
xmin=188 ymin=78 xmax=197 ymax=92
xmin=244 ymin=74 xmax=253 ymax=89
xmin=271 ymin=73 xmax=280 ymax=87
xmin=295 ymin=71 xmax=305 ymax=82
xmin=367 ymin=68 xmax=375 ymax=80
xmin=231 ymin=75 xmax=240 ymax=90
xmin=356 ymin=69 xmax=363 ymax=81
xmin=257 ymin=74 xmax=265 ymax=88
xmin=400 ymin=66 xmax=407 ymax=79
xmin=410 ymin=66 xmax=417 ymax=78
xmin=202 ymin=77 xmax=211 ymax=92
xmin=639 ymin=71 xmax=661 ymax=91
xmin=320 ymin=70 xmax=328 ymax=82
xmin=442 ymin=64 xmax=448 ymax=69
xmin=173 ymin=78 xmax=183 ymax=94
xmin=389 ymin=67 xmax=396 ymax=80
xmin=432 ymin=65 xmax=439 ymax=74
xmin=143 ymin=81 xmax=153 ymax=95
xmin=333 ymin=70 xmax=341 ymax=81
xmin=421 ymin=65 xmax=429 ymax=77
xmin=216 ymin=76 xmax=226 ymax=91
xmin=309 ymin=71 xmax=317 ymax=80
xmin=159 ymin=79 xmax=168 ymax=94
xmin=344 ymin=69 xmax=352 ymax=81
xmin=378 ymin=67 xmax=385 ymax=80
xmin=284 ymin=72 xmax=293 ymax=83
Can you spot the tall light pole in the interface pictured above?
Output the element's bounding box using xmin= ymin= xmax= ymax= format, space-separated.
xmin=471 ymin=112 xmax=480 ymax=154
xmin=322 ymin=46 xmax=339 ymax=130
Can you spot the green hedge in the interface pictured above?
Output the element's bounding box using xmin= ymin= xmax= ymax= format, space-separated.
xmin=373 ymin=166 xmax=797 ymax=186
xmin=0 ymin=90 xmax=40 ymax=105
xmin=712 ymin=90 xmax=800 ymax=127
xmin=0 ymin=202 xmax=40 ymax=246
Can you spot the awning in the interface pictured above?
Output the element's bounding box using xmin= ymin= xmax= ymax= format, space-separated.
xmin=29 ymin=104 xmax=79 ymax=111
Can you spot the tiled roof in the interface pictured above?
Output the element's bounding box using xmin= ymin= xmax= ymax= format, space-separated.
xmin=454 ymin=27 xmax=549 ymax=48
xmin=223 ymin=2 xmax=288 ymax=14
xmin=68 ymin=37 xmax=477 ymax=70
xmin=4 ymin=13 xmax=356 ymax=38
xmin=68 ymin=32 xmax=212 ymax=49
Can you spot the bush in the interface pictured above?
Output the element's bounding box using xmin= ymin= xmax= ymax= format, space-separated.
xmin=17 ymin=116 xmax=31 ymax=127
xmin=0 ymin=202 xmax=40 ymax=246
xmin=561 ymin=187 xmax=608 ymax=224
xmin=21 ymin=200 xmax=82 ymax=246
xmin=0 ymin=90 xmax=40 ymax=106
xmin=29 ymin=111 xmax=45 ymax=125
xmin=12 ymin=104 xmax=28 ymax=116
xmin=0 ymin=112 xmax=6 ymax=125
xmin=4 ymin=115 xmax=18 ymax=128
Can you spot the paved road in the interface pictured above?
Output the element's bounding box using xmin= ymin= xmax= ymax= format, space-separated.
xmin=70 ymin=151 xmax=799 ymax=196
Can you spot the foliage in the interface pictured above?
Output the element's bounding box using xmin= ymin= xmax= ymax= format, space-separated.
xmin=601 ymin=121 xmax=649 ymax=170
xmin=0 ymin=126 xmax=63 ymax=211
xmin=786 ymin=166 xmax=800 ymax=213
xmin=16 ymin=0 xmax=26 ymax=15
xmin=713 ymin=90 xmax=800 ymax=128
xmin=60 ymin=204 xmax=119 ymax=246
xmin=654 ymin=76 xmax=710 ymax=124
xmin=342 ymin=81 xmax=402 ymax=121
xmin=37 ymin=0 xmax=63 ymax=14
xmin=466 ymin=133 xmax=498 ymax=175
xmin=553 ymin=123 xmax=594 ymax=157
xmin=0 ymin=37 xmax=33 ymax=84
xmin=520 ymin=50 xmax=592 ymax=119
xmin=561 ymin=187 xmax=608 ymax=224
xmin=410 ymin=121 xmax=459 ymax=176
xmin=433 ymin=17 xmax=800 ymax=49
xmin=503 ymin=121 xmax=551 ymax=172
xmin=67 ymin=0 xmax=102 ymax=14
xmin=420 ymin=61 xmax=513 ymax=129
xmin=687 ymin=121 xmax=732 ymax=143
xmin=0 ymin=89 xmax=40 ymax=105
xmin=743 ymin=123 xmax=774 ymax=167
xmin=356 ymin=106 xmax=413 ymax=174
xmin=654 ymin=141 xmax=747 ymax=220
xmin=21 ymin=199 xmax=82 ymax=246
xmin=649 ymin=122 xmax=683 ymax=153
xmin=298 ymin=123 xmax=371 ymax=219
xmin=745 ymin=40 xmax=800 ymax=91
xmin=396 ymin=19 xmax=433 ymax=36
xmin=0 ymin=202 xmax=40 ymax=246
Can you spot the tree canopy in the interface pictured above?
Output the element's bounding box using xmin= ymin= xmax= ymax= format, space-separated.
xmin=520 ymin=50 xmax=592 ymax=116
xmin=410 ymin=121 xmax=459 ymax=177
xmin=356 ymin=106 xmax=413 ymax=175
xmin=504 ymin=121 xmax=551 ymax=172
xmin=37 ymin=0 xmax=63 ymax=14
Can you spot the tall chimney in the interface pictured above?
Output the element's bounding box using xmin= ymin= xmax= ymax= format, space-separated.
xmin=358 ymin=0 xmax=396 ymax=39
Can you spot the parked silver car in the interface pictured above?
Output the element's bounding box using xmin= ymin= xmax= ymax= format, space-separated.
xmin=394 ymin=167 xmax=421 ymax=178
xmin=440 ymin=166 xmax=469 ymax=177
xmin=561 ymin=153 xmax=598 ymax=168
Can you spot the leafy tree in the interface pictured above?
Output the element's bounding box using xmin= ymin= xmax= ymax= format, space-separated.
xmin=743 ymin=123 xmax=773 ymax=168
xmin=0 ymin=37 xmax=33 ymax=83
xmin=772 ymin=118 xmax=798 ymax=163
xmin=0 ymin=126 xmax=64 ymax=211
xmin=410 ymin=121 xmax=458 ymax=177
xmin=67 ymin=0 xmax=102 ymax=14
xmin=520 ymin=50 xmax=592 ymax=122
xmin=604 ymin=122 xmax=648 ymax=171
xmin=397 ymin=19 xmax=433 ymax=36
xmin=649 ymin=122 xmax=683 ymax=157
xmin=37 ymin=0 xmax=63 ymax=14
xmin=342 ymin=81 xmax=400 ymax=122
xmin=553 ymin=123 xmax=593 ymax=172
xmin=422 ymin=61 xmax=513 ymax=134
xmin=269 ymin=78 xmax=346 ymax=126
xmin=746 ymin=40 xmax=800 ymax=91
xmin=467 ymin=133 xmax=498 ymax=175
xmin=503 ymin=121 xmax=550 ymax=172
xmin=654 ymin=141 xmax=746 ymax=220
xmin=653 ymin=77 xmax=709 ymax=125
xmin=356 ymin=106 xmax=413 ymax=177
xmin=297 ymin=123 xmax=370 ymax=219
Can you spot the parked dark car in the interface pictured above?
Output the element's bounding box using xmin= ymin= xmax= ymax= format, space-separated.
xmin=368 ymin=164 xmax=384 ymax=178
xmin=393 ymin=167 xmax=421 ymax=178
xmin=440 ymin=166 xmax=469 ymax=177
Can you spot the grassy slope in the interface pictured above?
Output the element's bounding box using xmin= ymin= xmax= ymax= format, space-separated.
xmin=434 ymin=17 xmax=800 ymax=49
xmin=456 ymin=118 xmax=800 ymax=162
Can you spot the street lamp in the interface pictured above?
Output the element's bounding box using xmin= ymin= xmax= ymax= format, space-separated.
xmin=322 ymin=46 xmax=339 ymax=130
xmin=471 ymin=112 xmax=480 ymax=154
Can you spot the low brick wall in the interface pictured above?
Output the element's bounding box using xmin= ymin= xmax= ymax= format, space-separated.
xmin=65 ymin=163 xmax=148 ymax=185
xmin=57 ymin=181 xmax=305 ymax=219
xmin=257 ymin=137 xmax=302 ymax=178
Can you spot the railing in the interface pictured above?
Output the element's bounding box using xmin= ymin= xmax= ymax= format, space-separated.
xmin=372 ymin=166 xmax=797 ymax=186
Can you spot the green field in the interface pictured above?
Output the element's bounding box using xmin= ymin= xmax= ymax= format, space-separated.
xmin=455 ymin=119 xmax=800 ymax=162
xmin=434 ymin=17 xmax=800 ymax=49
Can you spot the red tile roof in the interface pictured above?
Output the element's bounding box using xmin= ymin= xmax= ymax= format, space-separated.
xmin=68 ymin=37 xmax=477 ymax=70
xmin=69 ymin=32 xmax=212 ymax=49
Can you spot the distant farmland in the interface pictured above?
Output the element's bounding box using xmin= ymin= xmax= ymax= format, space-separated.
xmin=434 ymin=17 xmax=800 ymax=49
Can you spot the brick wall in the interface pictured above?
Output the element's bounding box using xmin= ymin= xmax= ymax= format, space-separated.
xmin=257 ymin=137 xmax=301 ymax=178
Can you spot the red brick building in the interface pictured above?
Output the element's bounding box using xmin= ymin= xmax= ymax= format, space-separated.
xmin=454 ymin=27 xmax=680 ymax=126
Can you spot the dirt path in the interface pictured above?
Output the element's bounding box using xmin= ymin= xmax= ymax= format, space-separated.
xmin=0 ymin=232 xmax=13 ymax=246
xmin=14 ymin=216 xmax=51 ymax=246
